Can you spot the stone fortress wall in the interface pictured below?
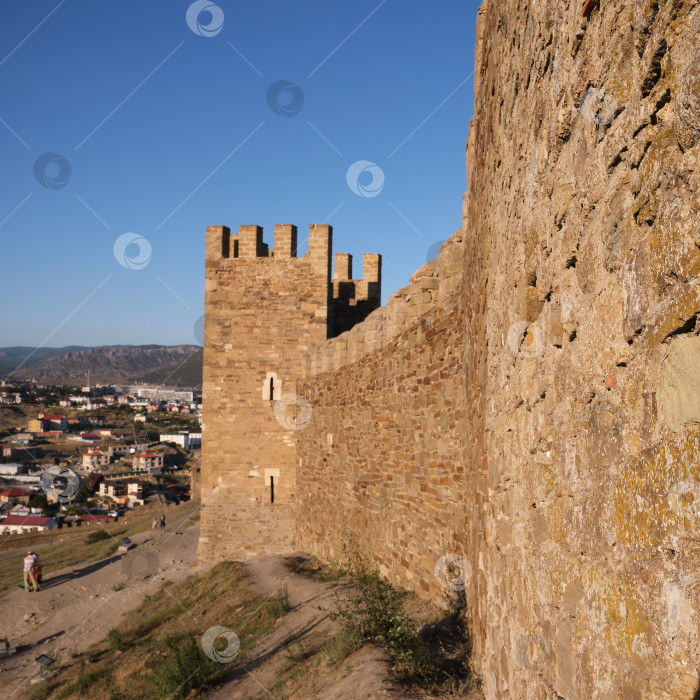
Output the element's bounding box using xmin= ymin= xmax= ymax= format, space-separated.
xmin=200 ymin=0 xmax=700 ymax=696
xmin=293 ymin=0 xmax=700 ymax=696
xmin=198 ymin=224 xmax=381 ymax=563
xmin=296 ymin=231 xmax=466 ymax=603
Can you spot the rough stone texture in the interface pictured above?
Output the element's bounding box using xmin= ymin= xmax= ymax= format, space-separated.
xmin=296 ymin=232 xmax=467 ymax=603
xmin=660 ymin=334 xmax=700 ymax=431
xmin=200 ymin=0 xmax=700 ymax=696
xmin=462 ymin=0 xmax=700 ymax=696
xmin=197 ymin=224 xmax=380 ymax=564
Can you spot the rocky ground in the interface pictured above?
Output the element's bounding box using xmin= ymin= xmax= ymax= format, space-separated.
xmin=1 ymin=514 xmax=199 ymax=696
xmin=0 ymin=524 xmax=481 ymax=699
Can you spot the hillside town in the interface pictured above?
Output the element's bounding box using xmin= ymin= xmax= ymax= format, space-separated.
xmin=0 ymin=381 xmax=201 ymax=534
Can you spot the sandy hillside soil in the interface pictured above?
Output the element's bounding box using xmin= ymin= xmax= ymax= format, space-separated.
xmin=207 ymin=556 xmax=482 ymax=700
xmin=1 ymin=535 xmax=481 ymax=699
xmin=0 ymin=513 xmax=201 ymax=697
xmin=206 ymin=556 xmax=404 ymax=699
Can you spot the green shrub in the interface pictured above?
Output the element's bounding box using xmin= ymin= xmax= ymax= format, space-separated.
xmin=86 ymin=529 xmax=111 ymax=544
xmin=328 ymin=543 xmax=478 ymax=693
xmin=266 ymin=583 xmax=292 ymax=618
xmin=107 ymin=628 xmax=128 ymax=651
xmin=325 ymin=627 xmax=361 ymax=664
xmin=146 ymin=635 xmax=221 ymax=699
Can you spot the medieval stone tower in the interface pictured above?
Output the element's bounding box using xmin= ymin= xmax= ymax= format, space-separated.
xmin=197 ymin=223 xmax=381 ymax=564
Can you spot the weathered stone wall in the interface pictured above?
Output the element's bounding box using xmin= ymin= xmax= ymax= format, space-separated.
xmin=463 ymin=0 xmax=700 ymax=696
xmin=200 ymin=0 xmax=699 ymax=694
xmin=296 ymin=233 xmax=466 ymax=601
xmin=198 ymin=224 xmax=381 ymax=564
xmin=293 ymin=0 xmax=700 ymax=697
xmin=198 ymin=224 xmax=333 ymax=563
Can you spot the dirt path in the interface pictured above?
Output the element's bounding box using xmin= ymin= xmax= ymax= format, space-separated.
xmin=207 ymin=555 xmax=404 ymax=699
xmin=0 ymin=515 xmax=203 ymax=697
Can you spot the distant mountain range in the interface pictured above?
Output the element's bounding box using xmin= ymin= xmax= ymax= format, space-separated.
xmin=0 ymin=345 xmax=203 ymax=387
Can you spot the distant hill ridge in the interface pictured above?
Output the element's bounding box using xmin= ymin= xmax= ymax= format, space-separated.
xmin=0 ymin=344 xmax=203 ymax=387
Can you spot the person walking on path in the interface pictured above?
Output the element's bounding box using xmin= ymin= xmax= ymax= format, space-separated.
xmin=160 ymin=514 xmax=165 ymax=530
xmin=152 ymin=517 xmax=157 ymax=530
xmin=23 ymin=551 xmax=39 ymax=593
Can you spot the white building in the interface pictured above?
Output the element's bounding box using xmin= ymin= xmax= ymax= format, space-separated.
xmin=0 ymin=515 xmax=58 ymax=534
xmin=160 ymin=432 xmax=201 ymax=449
xmin=131 ymin=387 xmax=194 ymax=402
xmin=132 ymin=451 xmax=163 ymax=474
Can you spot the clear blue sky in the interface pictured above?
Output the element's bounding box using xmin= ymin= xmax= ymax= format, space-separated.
xmin=0 ymin=0 xmax=478 ymax=348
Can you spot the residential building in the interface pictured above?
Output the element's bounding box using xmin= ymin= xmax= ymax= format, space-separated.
xmin=132 ymin=451 xmax=163 ymax=474
xmin=98 ymin=480 xmax=143 ymax=505
xmin=78 ymin=513 xmax=114 ymax=525
xmin=0 ymin=488 xmax=31 ymax=504
xmin=160 ymin=432 xmax=201 ymax=449
xmin=82 ymin=449 xmax=110 ymax=471
xmin=38 ymin=413 xmax=68 ymax=430
xmin=0 ymin=463 xmax=29 ymax=476
xmin=0 ymin=515 xmax=57 ymax=534
xmin=131 ymin=387 xmax=194 ymax=402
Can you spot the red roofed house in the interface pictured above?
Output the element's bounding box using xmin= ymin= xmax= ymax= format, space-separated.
xmin=0 ymin=488 xmax=31 ymax=505
xmin=0 ymin=515 xmax=58 ymax=534
xmin=82 ymin=449 xmax=110 ymax=471
xmin=38 ymin=413 xmax=68 ymax=430
xmin=132 ymin=451 xmax=163 ymax=474
xmin=78 ymin=513 xmax=114 ymax=525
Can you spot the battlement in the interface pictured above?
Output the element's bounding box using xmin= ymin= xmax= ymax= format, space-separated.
xmin=205 ymin=223 xmax=382 ymax=338
xmin=205 ymin=224 xmax=333 ymax=265
xmin=331 ymin=252 xmax=382 ymax=336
